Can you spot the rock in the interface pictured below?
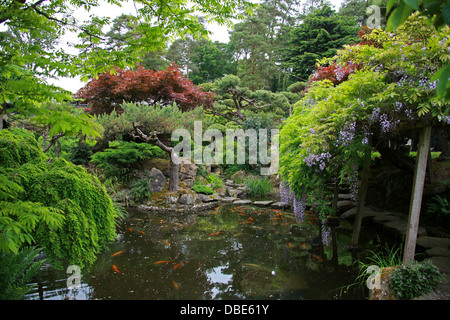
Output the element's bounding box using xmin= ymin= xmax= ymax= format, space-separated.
xmin=253 ymin=201 xmax=273 ymax=207
xmin=179 ymin=159 xmax=198 ymax=187
xmin=231 ymin=170 xmax=246 ymax=182
xmin=271 ymin=202 xmax=288 ymax=209
xmin=164 ymin=193 xmax=179 ymax=204
xmin=148 ymin=168 xmax=166 ymax=192
xmin=338 ymin=194 xmax=353 ymax=200
xmin=416 ymin=236 xmax=450 ymax=249
xmin=226 ymin=187 xmax=246 ymax=199
xmin=198 ymin=194 xmax=218 ymax=203
xmin=341 ymin=206 xmax=379 ymax=219
xmin=337 ymin=200 xmax=355 ymax=212
xmin=382 ymin=220 xmax=427 ymax=237
xmin=178 ymin=193 xmax=194 ymax=205
xmin=427 ymin=257 xmax=450 ymax=273
xmin=269 ymin=174 xmax=280 ymax=187
xmin=372 ymin=213 xmax=398 ymax=224
xmin=425 ymin=247 xmax=450 ymax=258
xmin=221 ymin=197 xmax=240 ymax=203
xmin=233 ymin=199 xmax=252 ymax=205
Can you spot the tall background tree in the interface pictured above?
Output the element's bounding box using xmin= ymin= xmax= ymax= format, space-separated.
xmin=282 ymin=4 xmax=360 ymax=82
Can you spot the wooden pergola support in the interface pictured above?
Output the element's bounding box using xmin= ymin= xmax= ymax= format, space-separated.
xmin=403 ymin=126 xmax=432 ymax=263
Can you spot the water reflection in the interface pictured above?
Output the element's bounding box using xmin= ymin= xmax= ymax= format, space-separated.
xmin=25 ymin=204 xmax=370 ymax=300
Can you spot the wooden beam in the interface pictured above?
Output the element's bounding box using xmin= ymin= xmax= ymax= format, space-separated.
xmin=403 ymin=126 xmax=432 ymax=263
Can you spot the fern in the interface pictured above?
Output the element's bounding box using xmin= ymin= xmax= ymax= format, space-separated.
xmin=0 ymin=246 xmax=44 ymax=300
xmin=130 ymin=177 xmax=152 ymax=202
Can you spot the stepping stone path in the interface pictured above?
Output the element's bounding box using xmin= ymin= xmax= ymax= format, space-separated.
xmin=338 ymin=193 xmax=450 ymax=300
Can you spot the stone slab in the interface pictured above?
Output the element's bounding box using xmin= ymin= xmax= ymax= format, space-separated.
xmin=270 ymin=202 xmax=288 ymax=209
xmin=232 ymin=200 xmax=252 ymax=205
xmin=220 ymin=197 xmax=240 ymax=203
xmin=383 ymin=220 xmax=427 ymax=236
xmin=253 ymin=201 xmax=274 ymax=207
xmin=417 ymin=236 xmax=450 ymax=249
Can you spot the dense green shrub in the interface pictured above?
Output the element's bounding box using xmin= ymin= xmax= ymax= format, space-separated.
xmin=130 ymin=176 xmax=152 ymax=202
xmin=68 ymin=142 xmax=93 ymax=165
xmin=91 ymin=140 xmax=164 ymax=180
xmin=389 ymin=260 xmax=444 ymax=300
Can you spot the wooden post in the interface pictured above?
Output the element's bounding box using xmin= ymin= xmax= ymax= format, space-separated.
xmin=351 ymin=149 xmax=371 ymax=246
xmin=403 ymin=126 xmax=432 ymax=263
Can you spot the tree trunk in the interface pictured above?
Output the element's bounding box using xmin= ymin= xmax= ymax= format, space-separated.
xmin=131 ymin=125 xmax=179 ymax=192
xmin=168 ymin=151 xmax=179 ymax=192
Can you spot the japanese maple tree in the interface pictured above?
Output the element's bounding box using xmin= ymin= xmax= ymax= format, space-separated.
xmin=308 ymin=26 xmax=378 ymax=86
xmin=75 ymin=64 xmax=215 ymax=114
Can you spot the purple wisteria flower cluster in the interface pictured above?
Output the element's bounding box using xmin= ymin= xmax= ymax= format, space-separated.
xmin=280 ymin=181 xmax=306 ymax=223
xmin=280 ymin=180 xmax=295 ymax=205
xmin=321 ymin=222 xmax=331 ymax=247
xmin=303 ymin=150 xmax=331 ymax=171
xmin=336 ymin=121 xmax=356 ymax=147
xmin=293 ymin=195 xmax=307 ymax=223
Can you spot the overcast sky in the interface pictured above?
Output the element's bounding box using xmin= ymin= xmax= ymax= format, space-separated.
xmin=49 ymin=0 xmax=345 ymax=93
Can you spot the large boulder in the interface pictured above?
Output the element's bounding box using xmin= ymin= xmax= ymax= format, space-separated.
xmin=178 ymin=193 xmax=195 ymax=205
xmin=179 ymin=159 xmax=198 ymax=187
xmin=148 ymin=168 xmax=166 ymax=192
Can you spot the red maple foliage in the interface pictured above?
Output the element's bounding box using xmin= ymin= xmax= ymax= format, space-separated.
xmin=310 ymin=62 xmax=359 ymax=86
xmin=75 ymin=64 xmax=215 ymax=115
xmin=308 ymin=26 xmax=380 ymax=87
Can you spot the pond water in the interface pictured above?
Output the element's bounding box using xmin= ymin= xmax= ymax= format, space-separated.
xmin=24 ymin=204 xmax=375 ymax=300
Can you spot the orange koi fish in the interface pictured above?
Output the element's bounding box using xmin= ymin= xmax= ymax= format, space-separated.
xmin=248 ymin=217 xmax=254 ymax=221
xmin=301 ymin=243 xmax=306 ymax=249
xmin=139 ymin=230 xmax=145 ymax=235
xmin=111 ymin=250 xmax=125 ymax=257
xmin=209 ymin=231 xmax=223 ymax=236
xmin=128 ymin=227 xmax=133 ymax=232
xmin=172 ymin=281 xmax=179 ymax=290
xmin=154 ymin=260 xmax=173 ymax=264
xmin=239 ymin=221 xmax=252 ymax=224
xmin=288 ymin=242 xmax=294 ymax=248
xmin=112 ymin=265 xmax=123 ymax=275
xmin=163 ymin=240 xmax=170 ymax=246
xmin=310 ymin=254 xmax=324 ymax=263
xmin=173 ymin=262 xmax=183 ymax=270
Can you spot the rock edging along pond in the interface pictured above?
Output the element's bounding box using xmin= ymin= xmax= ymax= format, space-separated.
xmin=137 ymin=198 xmax=282 ymax=214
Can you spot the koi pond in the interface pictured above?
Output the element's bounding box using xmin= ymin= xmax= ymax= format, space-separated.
xmin=24 ymin=204 xmax=382 ymax=300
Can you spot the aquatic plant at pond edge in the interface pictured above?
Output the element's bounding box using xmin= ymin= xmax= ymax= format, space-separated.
xmin=244 ymin=176 xmax=272 ymax=198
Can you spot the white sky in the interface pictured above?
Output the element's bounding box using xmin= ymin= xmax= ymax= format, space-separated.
xmin=49 ymin=0 xmax=345 ymax=93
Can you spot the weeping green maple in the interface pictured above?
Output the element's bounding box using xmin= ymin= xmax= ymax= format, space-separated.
xmin=0 ymin=129 xmax=119 ymax=269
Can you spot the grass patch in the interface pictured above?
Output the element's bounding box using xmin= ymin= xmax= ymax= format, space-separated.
xmin=244 ymin=176 xmax=272 ymax=198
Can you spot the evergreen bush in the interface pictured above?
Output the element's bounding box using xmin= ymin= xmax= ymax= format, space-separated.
xmin=389 ymin=260 xmax=444 ymax=299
